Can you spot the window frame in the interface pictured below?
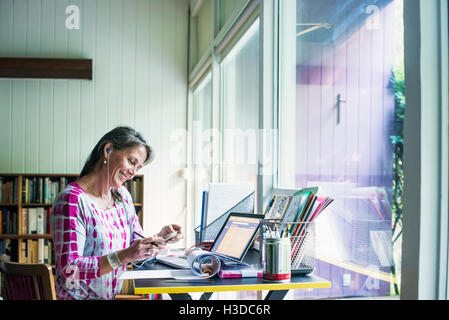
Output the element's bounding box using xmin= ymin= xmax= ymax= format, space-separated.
xmin=275 ymin=0 xmax=449 ymax=300
xmin=400 ymin=0 xmax=449 ymax=300
xmin=187 ymin=0 xmax=277 ymax=215
xmin=186 ymin=0 xmax=449 ymax=300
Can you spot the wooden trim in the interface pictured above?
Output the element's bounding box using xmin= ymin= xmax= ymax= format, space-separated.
xmin=0 ymin=57 xmax=92 ymax=80
xmin=0 ymin=234 xmax=52 ymax=240
xmin=21 ymin=203 xmax=54 ymax=207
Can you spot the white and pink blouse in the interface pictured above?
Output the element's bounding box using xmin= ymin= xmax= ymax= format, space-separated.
xmin=50 ymin=182 xmax=143 ymax=300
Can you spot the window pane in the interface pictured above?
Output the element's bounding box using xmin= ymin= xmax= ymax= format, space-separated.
xmin=196 ymin=0 xmax=213 ymax=59
xmin=192 ymin=74 xmax=213 ymax=228
xmin=221 ymin=19 xmax=259 ymax=186
xmin=218 ymin=20 xmax=260 ymax=300
xmin=218 ymin=0 xmax=247 ymax=31
xmin=281 ymin=0 xmax=404 ymax=299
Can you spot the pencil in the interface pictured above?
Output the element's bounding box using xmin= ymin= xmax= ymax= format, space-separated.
xmin=133 ymin=231 xmax=160 ymax=247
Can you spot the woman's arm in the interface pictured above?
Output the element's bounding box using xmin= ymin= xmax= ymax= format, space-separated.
xmin=51 ymin=193 xmax=102 ymax=280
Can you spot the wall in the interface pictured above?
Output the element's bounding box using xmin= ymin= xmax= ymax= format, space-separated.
xmin=0 ymin=0 xmax=189 ymax=237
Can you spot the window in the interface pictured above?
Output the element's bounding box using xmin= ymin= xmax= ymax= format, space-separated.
xmin=189 ymin=0 xmax=213 ymax=73
xmin=187 ymin=12 xmax=261 ymax=300
xmin=191 ymin=74 xmax=213 ymax=229
xmin=279 ymin=0 xmax=404 ymax=299
xmin=221 ymin=19 xmax=260 ymax=186
xmin=216 ymin=0 xmax=248 ymax=32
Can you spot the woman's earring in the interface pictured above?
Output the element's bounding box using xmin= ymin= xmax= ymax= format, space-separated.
xmin=104 ymin=159 xmax=107 ymax=165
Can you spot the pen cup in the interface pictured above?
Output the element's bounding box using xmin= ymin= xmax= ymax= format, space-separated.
xmin=262 ymin=237 xmax=291 ymax=281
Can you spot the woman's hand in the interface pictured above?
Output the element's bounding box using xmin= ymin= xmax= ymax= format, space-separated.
xmin=157 ymin=224 xmax=184 ymax=244
xmin=118 ymin=236 xmax=165 ymax=264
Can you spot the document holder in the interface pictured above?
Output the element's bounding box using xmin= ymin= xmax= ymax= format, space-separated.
xmin=195 ymin=192 xmax=255 ymax=244
xmin=261 ymin=219 xmax=316 ymax=275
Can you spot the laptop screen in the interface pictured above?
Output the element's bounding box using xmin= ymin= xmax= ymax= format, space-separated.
xmin=210 ymin=213 xmax=264 ymax=260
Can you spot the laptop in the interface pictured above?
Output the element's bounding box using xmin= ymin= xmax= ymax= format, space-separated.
xmin=157 ymin=213 xmax=264 ymax=269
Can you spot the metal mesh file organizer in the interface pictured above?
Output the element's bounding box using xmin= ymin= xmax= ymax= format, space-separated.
xmin=261 ymin=219 xmax=316 ymax=275
xmin=194 ymin=192 xmax=255 ymax=244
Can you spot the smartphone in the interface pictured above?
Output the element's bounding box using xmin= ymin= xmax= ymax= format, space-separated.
xmin=163 ymin=231 xmax=178 ymax=241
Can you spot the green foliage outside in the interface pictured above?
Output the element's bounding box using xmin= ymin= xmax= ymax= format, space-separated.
xmin=390 ymin=67 xmax=405 ymax=295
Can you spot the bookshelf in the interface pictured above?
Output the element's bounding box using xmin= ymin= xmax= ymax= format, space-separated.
xmin=0 ymin=173 xmax=144 ymax=296
xmin=0 ymin=57 xmax=93 ymax=80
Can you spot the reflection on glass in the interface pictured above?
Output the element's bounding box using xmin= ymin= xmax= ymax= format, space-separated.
xmin=222 ymin=19 xmax=260 ymax=185
xmin=218 ymin=0 xmax=246 ymax=31
xmin=291 ymin=0 xmax=404 ymax=299
xmin=192 ymin=74 xmax=213 ymax=228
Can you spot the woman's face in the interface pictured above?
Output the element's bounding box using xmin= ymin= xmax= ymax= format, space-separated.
xmin=107 ymin=145 xmax=147 ymax=188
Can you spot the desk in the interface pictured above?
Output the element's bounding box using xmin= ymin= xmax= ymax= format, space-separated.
xmin=132 ymin=252 xmax=331 ymax=300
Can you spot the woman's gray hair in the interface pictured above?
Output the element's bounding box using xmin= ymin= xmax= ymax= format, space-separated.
xmin=80 ymin=126 xmax=154 ymax=201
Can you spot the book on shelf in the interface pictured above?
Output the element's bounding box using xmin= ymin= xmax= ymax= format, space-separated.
xmin=0 ymin=177 xmax=18 ymax=204
xmin=125 ymin=178 xmax=143 ymax=203
xmin=36 ymin=207 xmax=45 ymax=234
xmin=21 ymin=208 xmax=28 ymax=234
xmin=22 ymin=207 xmax=51 ymax=235
xmin=28 ymin=207 xmax=37 ymax=234
xmin=0 ymin=208 xmax=18 ymax=235
xmin=22 ymin=176 xmax=73 ymax=204
xmin=21 ymin=239 xmax=54 ymax=264
xmin=0 ymin=173 xmax=142 ymax=270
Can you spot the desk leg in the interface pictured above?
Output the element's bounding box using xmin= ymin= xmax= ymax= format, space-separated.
xmin=264 ymin=290 xmax=288 ymax=300
xmin=169 ymin=293 xmax=193 ymax=300
xmin=168 ymin=292 xmax=213 ymax=300
xmin=200 ymin=292 xmax=213 ymax=300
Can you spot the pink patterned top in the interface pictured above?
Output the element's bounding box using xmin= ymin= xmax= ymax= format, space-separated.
xmin=50 ymin=182 xmax=143 ymax=300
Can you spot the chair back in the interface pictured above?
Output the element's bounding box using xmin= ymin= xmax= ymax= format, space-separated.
xmin=0 ymin=257 xmax=56 ymax=300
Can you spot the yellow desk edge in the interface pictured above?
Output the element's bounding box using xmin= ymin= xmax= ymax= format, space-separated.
xmin=134 ymin=280 xmax=331 ymax=295
xmin=315 ymin=254 xmax=398 ymax=284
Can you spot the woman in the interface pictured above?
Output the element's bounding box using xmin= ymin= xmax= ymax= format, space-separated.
xmin=50 ymin=126 xmax=182 ymax=300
